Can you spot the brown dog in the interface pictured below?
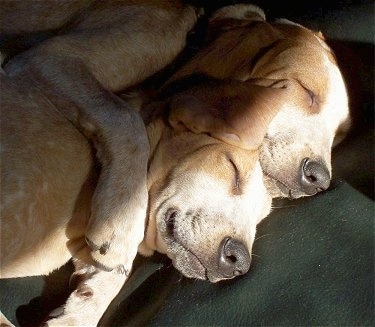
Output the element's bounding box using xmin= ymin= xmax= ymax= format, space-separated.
xmin=167 ymin=4 xmax=351 ymax=199
xmin=1 ymin=0 xmax=199 ymax=274
xmin=0 ymin=1 xmax=198 ymax=325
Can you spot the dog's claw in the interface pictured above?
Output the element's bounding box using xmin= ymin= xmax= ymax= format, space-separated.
xmin=86 ymin=236 xmax=111 ymax=256
xmin=84 ymin=185 xmax=148 ymax=270
xmin=75 ymin=285 xmax=94 ymax=299
xmin=99 ymin=241 xmax=110 ymax=255
xmin=85 ymin=236 xmax=100 ymax=251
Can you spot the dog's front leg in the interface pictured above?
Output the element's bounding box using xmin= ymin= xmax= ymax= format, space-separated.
xmin=5 ymin=55 xmax=149 ymax=272
xmin=3 ymin=1 xmax=199 ymax=272
xmin=45 ymin=259 xmax=127 ymax=327
xmin=40 ymin=58 xmax=150 ymax=273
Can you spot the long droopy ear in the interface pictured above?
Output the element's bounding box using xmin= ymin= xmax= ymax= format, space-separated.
xmin=168 ymin=79 xmax=292 ymax=150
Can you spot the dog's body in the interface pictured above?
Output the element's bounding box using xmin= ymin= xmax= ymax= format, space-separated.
xmin=1 ymin=0 xmax=199 ymax=274
xmin=0 ymin=3 xmax=350 ymax=326
xmin=1 ymin=72 xmax=275 ymax=325
xmin=1 ymin=1 xmax=200 ymax=324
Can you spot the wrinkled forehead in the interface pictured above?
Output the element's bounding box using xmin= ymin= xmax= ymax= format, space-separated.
xmin=172 ymin=17 xmax=338 ymax=85
xmin=166 ymin=139 xmax=259 ymax=181
xmin=249 ymin=22 xmax=337 ymax=75
xmin=165 ymin=141 xmax=266 ymax=213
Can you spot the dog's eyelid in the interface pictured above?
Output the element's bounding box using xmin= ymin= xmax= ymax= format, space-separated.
xmin=306 ymin=88 xmax=317 ymax=107
xmin=296 ymin=80 xmax=317 ymax=107
xmin=228 ymin=158 xmax=241 ymax=193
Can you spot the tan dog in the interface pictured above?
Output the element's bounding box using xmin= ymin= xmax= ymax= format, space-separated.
xmin=0 ymin=31 xmax=279 ymax=327
xmin=1 ymin=0 xmax=199 ymax=274
xmin=0 ymin=0 xmax=198 ymax=325
xmin=167 ymin=4 xmax=351 ymax=199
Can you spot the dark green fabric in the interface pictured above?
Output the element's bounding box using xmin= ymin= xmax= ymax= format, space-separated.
xmin=0 ymin=262 xmax=73 ymax=326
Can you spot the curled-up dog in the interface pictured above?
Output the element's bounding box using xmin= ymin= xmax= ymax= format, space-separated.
xmin=1 ymin=0 xmax=199 ymax=273
xmin=1 ymin=0 xmax=199 ymax=325
xmin=1 ymin=46 xmax=280 ymax=327
xmin=168 ymin=4 xmax=351 ymax=199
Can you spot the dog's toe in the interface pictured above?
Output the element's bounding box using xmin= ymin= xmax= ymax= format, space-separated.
xmin=89 ymin=239 xmax=134 ymax=272
xmin=48 ymin=306 xmax=64 ymax=318
xmin=85 ymin=236 xmax=111 ymax=255
xmin=85 ymin=236 xmax=101 ymax=251
xmin=99 ymin=241 xmax=110 ymax=255
xmin=75 ymin=285 xmax=94 ymax=299
xmin=84 ymin=211 xmax=146 ymax=270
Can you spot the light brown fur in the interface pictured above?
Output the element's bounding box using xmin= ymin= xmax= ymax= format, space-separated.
xmin=1 ymin=1 xmax=199 ymax=324
xmin=2 ymin=0 xmax=199 ymax=273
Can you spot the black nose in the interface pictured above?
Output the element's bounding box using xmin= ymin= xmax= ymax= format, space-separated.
xmin=300 ymin=158 xmax=330 ymax=195
xmin=218 ymin=237 xmax=251 ymax=278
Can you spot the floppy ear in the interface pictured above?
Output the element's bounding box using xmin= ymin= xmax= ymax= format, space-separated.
xmin=168 ymin=79 xmax=290 ymax=150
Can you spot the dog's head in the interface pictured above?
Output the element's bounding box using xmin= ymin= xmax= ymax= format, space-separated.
xmin=168 ymin=4 xmax=351 ymax=198
xmin=139 ymin=79 xmax=283 ymax=282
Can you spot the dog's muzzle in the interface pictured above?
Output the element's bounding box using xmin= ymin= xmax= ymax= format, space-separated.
xmin=163 ymin=209 xmax=251 ymax=281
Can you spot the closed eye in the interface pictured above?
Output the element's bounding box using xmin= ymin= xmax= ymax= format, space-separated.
xmin=228 ymin=158 xmax=242 ymax=195
xmin=295 ymin=79 xmax=318 ymax=108
xmin=305 ymin=88 xmax=317 ymax=107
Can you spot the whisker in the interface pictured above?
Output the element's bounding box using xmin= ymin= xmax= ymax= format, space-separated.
xmin=254 ymin=233 xmax=272 ymax=242
xmin=174 ymin=272 xmax=184 ymax=284
xmin=271 ymin=204 xmax=298 ymax=209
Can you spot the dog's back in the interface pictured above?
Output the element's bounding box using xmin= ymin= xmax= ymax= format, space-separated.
xmin=0 ymin=75 xmax=93 ymax=277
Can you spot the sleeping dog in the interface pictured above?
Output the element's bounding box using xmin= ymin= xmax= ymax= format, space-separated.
xmin=168 ymin=4 xmax=351 ymax=199
xmin=0 ymin=2 xmax=350 ymax=326
xmin=1 ymin=0 xmax=199 ymax=273
xmin=1 ymin=74 xmax=275 ymax=326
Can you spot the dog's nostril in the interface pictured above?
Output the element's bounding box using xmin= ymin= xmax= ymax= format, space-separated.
xmin=226 ymin=254 xmax=237 ymax=264
xmin=165 ymin=208 xmax=178 ymax=236
xmin=218 ymin=237 xmax=251 ymax=278
xmin=299 ymin=157 xmax=330 ymax=195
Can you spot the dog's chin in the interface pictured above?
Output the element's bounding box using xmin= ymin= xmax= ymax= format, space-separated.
xmin=166 ymin=239 xmax=208 ymax=281
xmin=155 ymin=209 xmax=207 ymax=281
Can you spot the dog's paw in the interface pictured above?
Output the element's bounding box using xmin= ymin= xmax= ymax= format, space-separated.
xmin=84 ymin=187 xmax=148 ymax=270
xmin=45 ymin=309 xmax=98 ymax=327
xmin=44 ymin=288 xmax=98 ymax=326
xmin=46 ymin=265 xmax=127 ymax=327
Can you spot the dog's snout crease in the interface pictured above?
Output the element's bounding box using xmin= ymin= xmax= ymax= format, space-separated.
xmin=218 ymin=237 xmax=251 ymax=278
xmin=300 ymin=158 xmax=330 ymax=195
